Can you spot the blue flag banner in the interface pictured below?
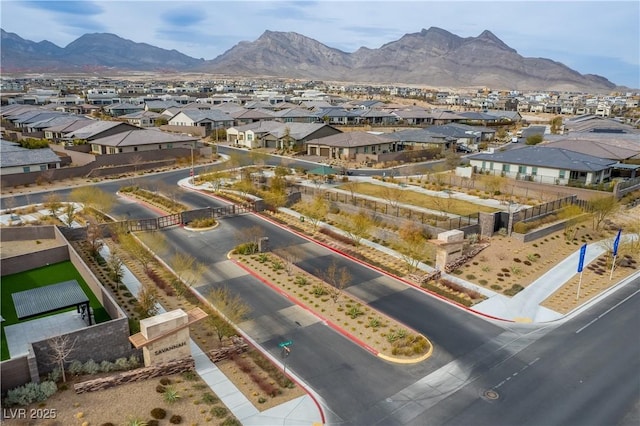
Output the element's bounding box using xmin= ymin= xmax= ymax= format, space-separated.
xmin=577 ymin=243 xmax=587 ymax=273
xmin=613 ymin=229 xmax=622 ymax=256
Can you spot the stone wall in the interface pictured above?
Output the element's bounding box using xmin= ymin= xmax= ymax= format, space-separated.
xmin=31 ymin=317 xmax=135 ymax=375
xmin=74 ymin=357 xmax=195 ymax=394
xmin=0 ymin=226 xmax=57 ymax=241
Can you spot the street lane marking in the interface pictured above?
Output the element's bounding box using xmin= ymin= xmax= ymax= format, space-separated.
xmin=576 ymin=288 xmax=640 ymax=334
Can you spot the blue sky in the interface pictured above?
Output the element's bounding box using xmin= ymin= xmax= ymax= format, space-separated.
xmin=1 ymin=0 xmax=638 ymax=88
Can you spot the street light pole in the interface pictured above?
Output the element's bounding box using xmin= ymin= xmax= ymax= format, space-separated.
xmin=190 ymin=142 xmax=195 ymax=184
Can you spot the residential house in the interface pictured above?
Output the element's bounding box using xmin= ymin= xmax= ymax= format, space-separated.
xmin=305 ymin=131 xmax=394 ymax=160
xmin=392 ymin=107 xmax=434 ymax=125
xmin=64 ymin=121 xmax=141 ymax=142
xmin=227 ymin=122 xmax=340 ymax=150
xmin=119 ymin=110 xmax=163 ymax=128
xmin=0 ymin=139 xmax=61 ymax=175
xmin=469 ymin=146 xmax=617 ymax=185
xmin=231 ymin=108 xmax=276 ymax=126
xmin=104 ymin=102 xmax=144 ymax=117
xmin=44 ymin=118 xmax=94 ymax=141
xmin=353 ymin=109 xmax=398 ymax=125
xmin=313 ymin=108 xmax=359 ymax=125
xmin=381 ymin=129 xmax=455 ymax=153
xmin=168 ymin=110 xmax=234 ymax=133
xmin=272 ymin=108 xmax=318 ymax=123
xmin=88 ymin=129 xmax=198 ymax=154
xmin=563 ymin=115 xmax=638 ymax=134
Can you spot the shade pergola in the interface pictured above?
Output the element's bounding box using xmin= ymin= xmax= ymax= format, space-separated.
xmin=11 ymin=280 xmax=92 ymax=325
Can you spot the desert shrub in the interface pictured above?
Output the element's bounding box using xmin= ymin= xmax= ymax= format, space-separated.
xmin=221 ymin=418 xmax=242 ymax=426
xmin=69 ymin=360 xmax=84 ymax=375
xmin=347 ymin=305 xmax=364 ymax=319
xmin=182 ymin=371 xmax=197 ymax=381
xmin=319 ymin=227 xmax=354 ymax=246
xmin=81 ymin=359 xmax=100 ymax=375
xmin=128 ymin=355 xmax=140 ymax=368
xmin=163 ymin=386 xmax=181 ymax=404
xmin=189 ymin=217 xmax=216 ymax=228
xmin=235 ymin=242 xmax=258 ymax=255
xmin=100 ymin=360 xmax=115 ymax=372
xmin=294 ymin=275 xmax=309 ymax=286
xmin=123 ymin=418 xmax=147 ymax=426
xmin=114 ymin=357 xmax=130 ymax=371
xmin=201 ymin=392 xmax=219 ymax=405
xmin=150 ymin=408 xmax=167 ymax=419
xmin=466 ymin=274 xmax=476 ymax=280
xmin=169 ymin=414 xmax=182 ymax=424
xmin=47 ymin=368 xmax=62 ymax=383
xmin=490 ymin=284 xmax=502 ymax=290
xmin=210 ymin=406 xmax=228 ymax=418
xmin=155 ymin=385 xmax=166 ymax=393
xmin=147 ymin=421 xmax=159 ymax=426
xmin=479 ymin=279 xmax=488 ymax=285
xmin=369 ymin=318 xmax=380 ymax=328
xmin=4 ymin=381 xmax=57 ymax=406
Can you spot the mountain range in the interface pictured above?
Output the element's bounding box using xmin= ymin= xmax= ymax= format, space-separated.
xmin=0 ymin=27 xmax=617 ymax=92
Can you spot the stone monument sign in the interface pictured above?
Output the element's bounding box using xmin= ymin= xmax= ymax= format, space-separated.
xmin=129 ymin=308 xmax=207 ymax=367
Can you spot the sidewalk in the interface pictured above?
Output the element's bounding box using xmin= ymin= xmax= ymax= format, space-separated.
xmin=99 ymin=245 xmax=325 ymax=426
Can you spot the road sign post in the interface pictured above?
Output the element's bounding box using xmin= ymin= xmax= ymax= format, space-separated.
xmin=278 ymin=340 xmax=292 ymax=374
xmin=576 ymin=243 xmax=587 ymax=300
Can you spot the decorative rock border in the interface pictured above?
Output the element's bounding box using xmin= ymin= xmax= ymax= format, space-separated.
xmin=73 ymin=357 xmax=195 ymax=394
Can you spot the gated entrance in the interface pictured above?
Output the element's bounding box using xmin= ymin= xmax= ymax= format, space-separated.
xmin=125 ymin=202 xmax=255 ymax=233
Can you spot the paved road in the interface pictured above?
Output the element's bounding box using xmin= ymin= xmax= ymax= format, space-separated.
xmin=410 ymin=279 xmax=640 ymax=426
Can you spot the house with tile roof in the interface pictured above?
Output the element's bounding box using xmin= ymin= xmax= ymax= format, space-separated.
xmin=469 ymin=146 xmax=618 ymax=186
xmin=168 ymin=110 xmax=234 ymax=133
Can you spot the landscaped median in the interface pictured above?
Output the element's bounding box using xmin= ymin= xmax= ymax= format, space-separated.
xmin=229 ymin=250 xmax=433 ymax=363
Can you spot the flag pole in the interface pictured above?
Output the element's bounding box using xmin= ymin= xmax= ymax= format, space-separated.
xmin=576 ymin=243 xmax=587 ymax=301
xmin=609 ymin=254 xmax=617 ymax=280
xmin=576 ymin=270 xmax=584 ymax=300
xmin=610 ymin=229 xmax=622 ymax=281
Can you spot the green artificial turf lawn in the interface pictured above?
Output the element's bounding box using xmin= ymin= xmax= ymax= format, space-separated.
xmin=1 ymin=261 xmax=110 ymax=360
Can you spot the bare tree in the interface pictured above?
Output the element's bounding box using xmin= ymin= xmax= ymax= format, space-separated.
xmin=135 ymin=285 xmax=159 ymax=319
xmin=107 ymin=249 xmax=125 ymax=288
xmin=170 ymin=252 xmax=205 ymax=294
xmin=381 ymin=185 xmax=405 ymax=215
xmin=70 ymin=187 xmax=115 ymax=216
xmin=397 ymin=223 xmax=433 ymax=272
xmin=589 ymin=195 xmax=618 ymax=231
xmin=234 ymin=225 xmax=265 ymax=251
xmin=295 ymin=195 xmax=328 ymax=230
xmin=62 ymin=203 xmax=77 ymax=227
xmin=321 ymin=259 xmax=351 ymax=304
xmin=86 ymin=219 xmax=104 ymax=258
xmin=274 ymin=246 xmax=301 ymax=276
xmin=43 ymin=192 xmax=62 ymax=217
xmin=341 ymin=180 xmax=360 ymax=204
xmin=208 ymin=286 xmax=250 ymax=327
xmin=47 ymin=334 xmax=78 ymax=383
xmin=342 ymin=210 xmax=373 ymax=246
